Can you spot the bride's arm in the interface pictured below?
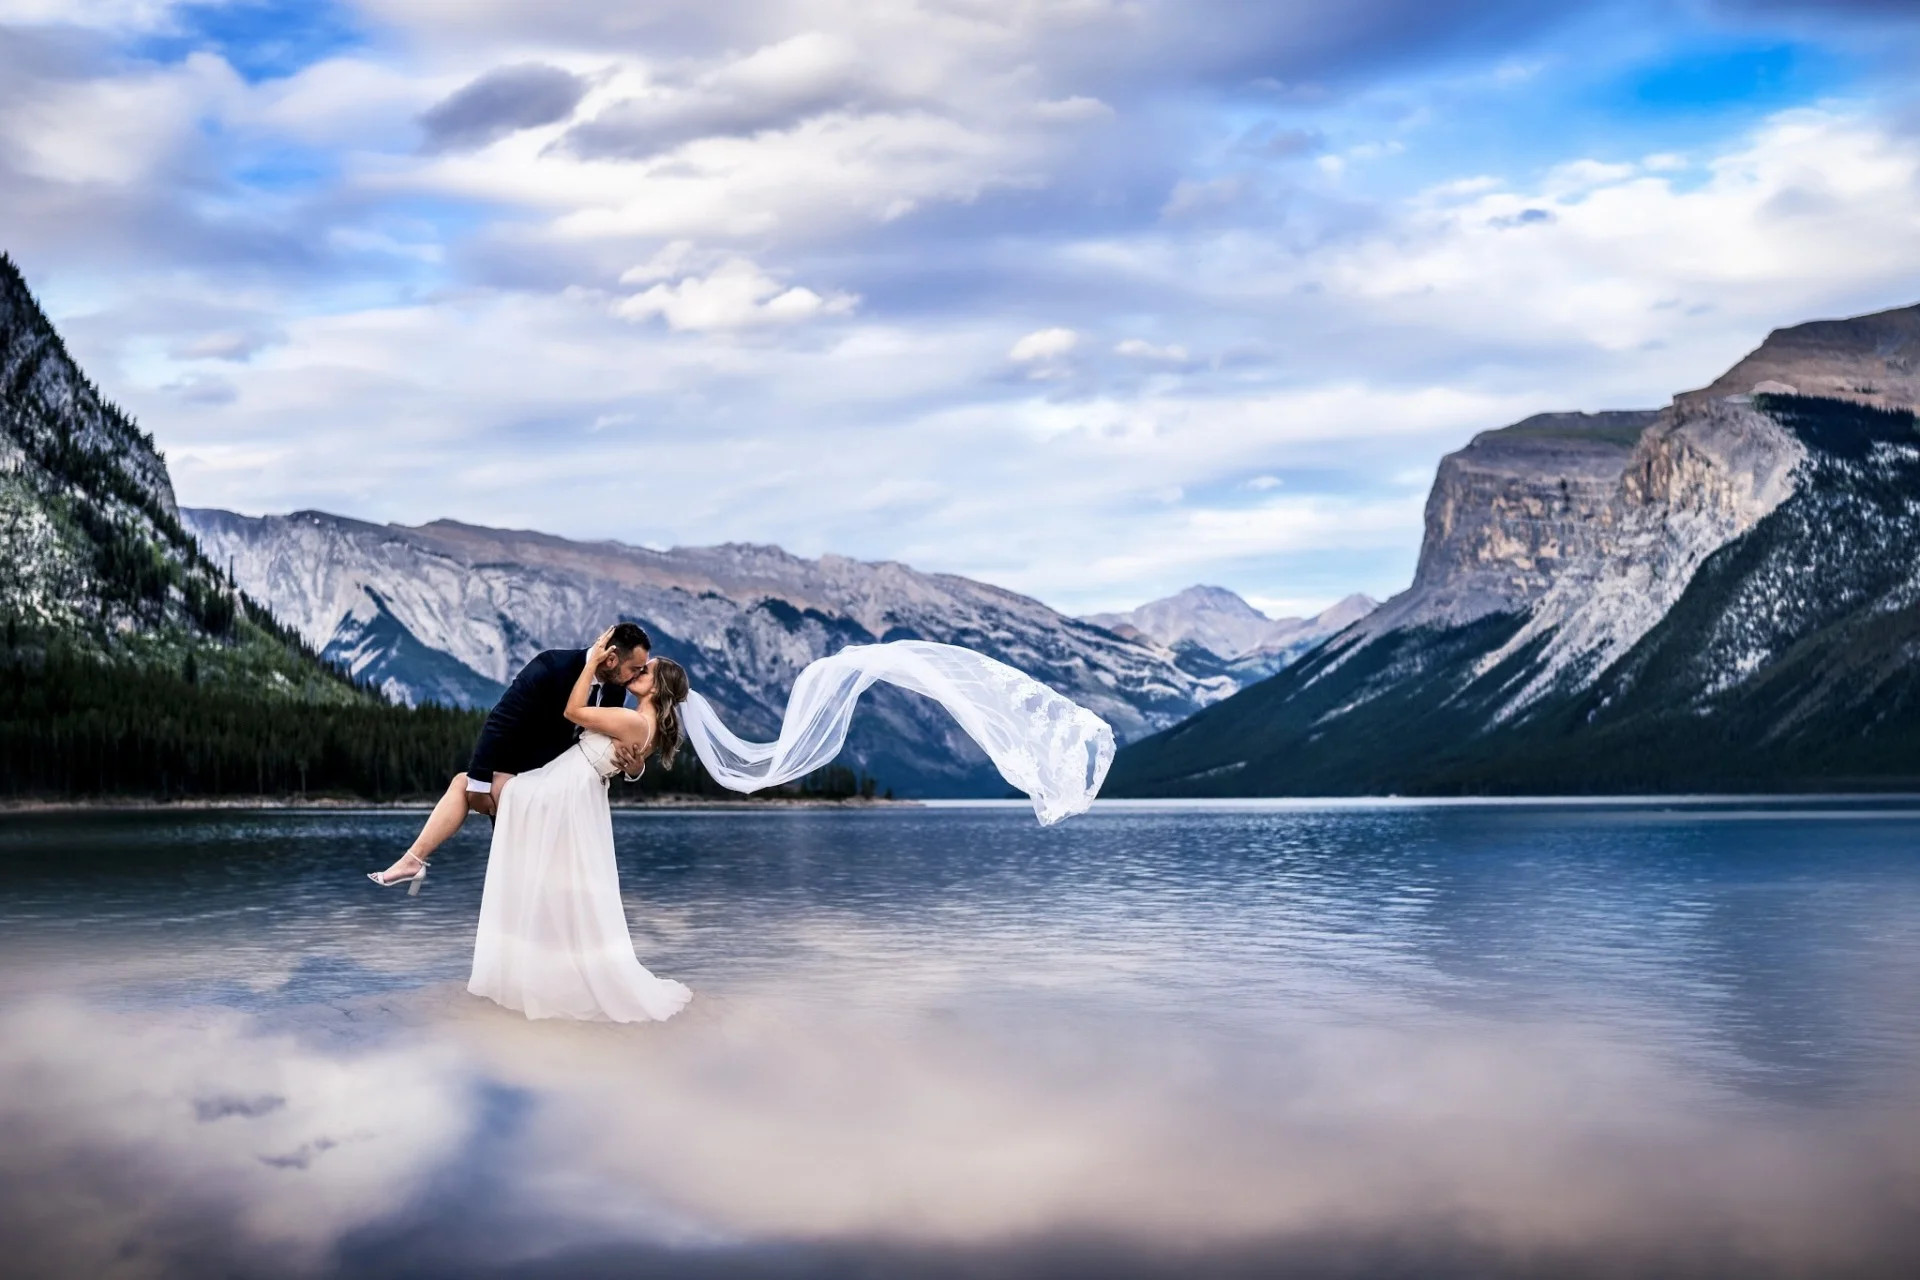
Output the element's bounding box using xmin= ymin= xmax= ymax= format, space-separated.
xmin=567 ymin=701 xmax=649 ymax=738
xmin=565 ymin=635 xmax=655 ymax=745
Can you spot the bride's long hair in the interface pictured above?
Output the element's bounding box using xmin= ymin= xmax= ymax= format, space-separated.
xmin=647 ymin=658 xmax=690 ymax=768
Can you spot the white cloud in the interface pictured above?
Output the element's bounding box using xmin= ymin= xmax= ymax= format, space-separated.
xmin=109 ymin=88 xmax=1920 ymax=610
xmin=0 ymin=999 xmax=473 ymax=1271
xmin=710 ymin=30 xmax=862 ymax=101
xmin=619 ymin=240 xmax=707 ymax=285
xmin=328 ymin=227 xmax=444 ymax=262
xmin=403 ymin=106 xmax=1030 ymax=243
xmin=0 ymin=52 xmax=239 ymax=186
xmin=1008 ymin=327 xmax=1080 ymax=362
xmin=6 ymin=0 xmax=1920 ymax=622
xmin=253 ymin=56 xmax=435 ymax=147
xmin=1314 ymin=109 xmax=1920 ymax=355
xmin=1086 ymin=493 xmax=1424 ymax=585
xmin=1161 ymin=175 xmax=1245 ymax=219
xmin=615 ymin=259 xmax=857 ymax=331
xmin=0 ymin=0 xmax=172 ymax=27
xmin=171 ymin=331 xmax=269 ymax=362
xmin=1034 ymin=95 xmax=1113 ymax=122
xmin=1540 ymin=157 xmax=1639 ymax=196
xmin=1115 ymin=338 xmax=1189 ymax=362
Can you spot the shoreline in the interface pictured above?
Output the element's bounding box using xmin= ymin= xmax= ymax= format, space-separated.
xmin=0 ymin=794 xmax=926 ymax=814
xmin=9 ymin=793 xmax=1914 ymax=818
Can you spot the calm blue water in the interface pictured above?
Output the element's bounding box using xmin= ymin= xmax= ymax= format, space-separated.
xmin=2 ymin=800 xmax=1918 ymax=1277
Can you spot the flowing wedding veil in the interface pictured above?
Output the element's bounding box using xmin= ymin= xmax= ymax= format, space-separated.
xmin=678 ymin=641 xmax=1115 ymax=825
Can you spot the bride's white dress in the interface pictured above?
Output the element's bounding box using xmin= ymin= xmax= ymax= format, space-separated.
xmin=468 ymin=730 xmax=691 ymax=1023
xmin=465 ymin=640 xmax=1115 ymax=1024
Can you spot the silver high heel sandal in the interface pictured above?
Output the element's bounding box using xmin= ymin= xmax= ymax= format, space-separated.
xmin=368 ymin=853 xmax=430 ymax=896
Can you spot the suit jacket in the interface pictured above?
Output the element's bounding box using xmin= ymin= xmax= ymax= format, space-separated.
xmin=468 ymin=649 xmax=628 ymax=782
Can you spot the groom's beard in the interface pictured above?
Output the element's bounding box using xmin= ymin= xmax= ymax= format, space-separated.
xmin=601 ymin=655 xmax=648 ymax=687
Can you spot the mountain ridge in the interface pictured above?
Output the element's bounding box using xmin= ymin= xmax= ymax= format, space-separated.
xmin=1679 ymin=300 xmax=1920 ymax=413
xmin=0 ymin=252 xmax=308 ymax=665
xmin=185 ymin=506 xmax=1233 ymax=795
xmin=1082 ymin=585 xmax=1378 ymax=687
xmin=1110 ymin=300 xmax=1920 ymax=796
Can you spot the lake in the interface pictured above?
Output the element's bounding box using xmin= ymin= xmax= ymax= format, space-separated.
xmin=2 ymin=799 xmax=1918 ymax=1278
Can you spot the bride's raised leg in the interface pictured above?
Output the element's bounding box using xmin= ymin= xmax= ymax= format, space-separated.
xmin=371 ymin=773 xmax=474 ymax=884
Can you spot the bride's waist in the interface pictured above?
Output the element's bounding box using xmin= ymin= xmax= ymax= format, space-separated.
xmin=574 ymin=733 xmax=620 ymax=778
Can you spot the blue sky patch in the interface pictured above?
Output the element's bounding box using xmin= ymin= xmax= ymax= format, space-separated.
xmin=1607 ymin=41 xmax=1844 ymax=116
xmin=136 ymin=0 xmax=365 ymax=82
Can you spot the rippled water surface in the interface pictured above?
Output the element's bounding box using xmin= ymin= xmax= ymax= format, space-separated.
xmin=3 ymin=800 xmax=1919 ymax=1278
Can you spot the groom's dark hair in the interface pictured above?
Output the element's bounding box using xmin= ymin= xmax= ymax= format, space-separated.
xmin=608 ymin=622 xmax=651 ymax=654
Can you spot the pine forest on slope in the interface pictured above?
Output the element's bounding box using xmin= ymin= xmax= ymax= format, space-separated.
xmin=0 ymin=252 xmax=503 ymax=800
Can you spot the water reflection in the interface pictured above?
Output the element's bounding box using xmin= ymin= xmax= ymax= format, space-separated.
xmin=1 ymin=801 xmax=1918 ymax=1277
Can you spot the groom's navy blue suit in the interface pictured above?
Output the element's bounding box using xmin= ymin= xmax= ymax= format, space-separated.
xmin=468 ymin=649 xmax=629 ymax=786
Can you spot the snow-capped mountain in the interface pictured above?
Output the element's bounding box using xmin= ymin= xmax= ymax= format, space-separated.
xmin=183 ymin=509 xmax=1218 ymax=795
xmin=1083 ymin=586 xmax=1377 ymax=679
xmin=1085 ymin=586 xmax=1282 ymax=658
xmin=1110 ymin=301 xmax=1920 ymax=796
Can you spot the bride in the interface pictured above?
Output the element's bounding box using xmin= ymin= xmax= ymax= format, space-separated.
xmin=466 ymin=630 xmax=693 ymax=1023
xmin=460 ymin=629 xmax=1117 ymax=1025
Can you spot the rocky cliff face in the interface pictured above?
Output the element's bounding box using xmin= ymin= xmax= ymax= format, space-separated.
xmin=1344 ymin=396 xmax=1807 ymax=718
xmin=184 ymin=508 xmax=1217 ymax=794
xmin=1111 ymin=300 xmax=1920 ymax=796
xmin=1360 ymin=412 xmax=1656 ymax=635
xmin=0 ymin=253 xmax=230 ymax=640
xmin=1467 ymin=400 xmax=1804 ymax=713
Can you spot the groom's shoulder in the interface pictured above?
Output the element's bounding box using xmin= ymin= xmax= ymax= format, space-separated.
xmin=525 ymin=647 xmax=587 ymax=675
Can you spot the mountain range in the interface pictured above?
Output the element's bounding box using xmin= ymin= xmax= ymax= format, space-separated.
xmin=19 ymin=234 xmax=1915 ymax=800
xmin=1109 ymin=302 xmax=1920 ymax=795
xmin=184 ymin=510 xmax=1327 ymax=795
xmin=1083 ymin=587 xmax=1376 ymax=683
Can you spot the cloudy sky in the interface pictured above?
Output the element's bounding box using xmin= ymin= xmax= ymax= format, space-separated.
xmin=3 ymin=0 xmax=1919 ymax=616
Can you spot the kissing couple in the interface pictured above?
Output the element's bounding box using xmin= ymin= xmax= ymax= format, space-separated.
xmin=366 ymin=622 xmax=1122 ymax=1026
xmin=371 ymin=622 xmax=694 ymax=1023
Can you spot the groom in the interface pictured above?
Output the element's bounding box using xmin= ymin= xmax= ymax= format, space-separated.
xmin=465 ymin=621 xmax=655 ymax=813
xmin=370 ymin=623 xmax=653 ymax=887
